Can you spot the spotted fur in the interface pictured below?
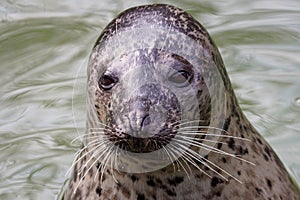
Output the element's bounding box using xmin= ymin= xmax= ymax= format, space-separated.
xmin=63 ymin=4 xmax=300 ymax=200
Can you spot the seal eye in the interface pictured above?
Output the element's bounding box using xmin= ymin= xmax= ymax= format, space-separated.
xmin=99 ymin=75 xmax=118 ymax=90
xmin=168 ymin=70 xmax=191 ymax=87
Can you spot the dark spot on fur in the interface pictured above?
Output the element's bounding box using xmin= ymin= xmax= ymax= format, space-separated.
xmin=257 ymin=138 xmax=262 ymax=145
xmin=160 ymin=184 xmax=168 ymax=190
xmin=131 ymin=175 xmax=138 ymax=182
xmin=96 ymin=162 xmax=101 ymax=170
xmin=227 ymin=138 xmax=235 ymax=150
xmin=237 ymin=170 xmax=241 ymax=176
xmin=74 ymin=188 xmax=82 ymax=199
xmin=116 ymin=182 xmax=121 ymax=188
xmin=96 ymin=186 xmax=102 ymax=196
xmin=223 ymin=117 xmax=231 ymax=131
xmin=195 ymin=173 xmax=202 ymax=179
xmin=222 ymin=157 xmax=226 ymax=163
xmin=216 ymin=191 xmax=221 ymax=196
xmin=263 ymin=154 xmax=269 ymax=161
xmin=166 ymin=188 xmax=177 ymax=196
xmin=200 ymin=134 xmax=206 ymax=139
xmin=239 ymin=146 xmax=249 ymax=155
xmin=211 ymin=177 xmax=223 ymax=187
xmin=264 ymin=146 xmax=271 ymax=157
xmin=156 ymin=178 xmax=162 ymax=185
xmin=217 ymin=142 xmax=222 ymax=149
xmin=167 ymin=176 xmax=184 ymax=186
xmin=73 ymin=164 xmax=78 ymax=182
xmin=121 ymin=185 xmax=131 ymax=198
xmin=266 ymin=178 xmax=272 ymax=189
xmin=252 ymin=137 xmax=256 ymax=142
xmin=256 ymin=187 xmax=263 ymax=194
xmin=147 ymin=179 xmax=156 ymax=187
xmin=137 ymin=193 xmax=145 ymax=200
xmin=231 ymin=104 xmax=240 ymax=122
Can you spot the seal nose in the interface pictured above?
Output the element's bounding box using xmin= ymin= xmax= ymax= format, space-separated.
xmin=140 ymin=114 xmax=151 ymax=127
xmin=126 ymin=83 xmax=171 ymax=138
xmin=128 ymin=98 xmax=151 ymax=134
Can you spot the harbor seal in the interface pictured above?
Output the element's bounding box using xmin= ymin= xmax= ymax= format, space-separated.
xmin=63 ymin=4 xmax=300 ymax=200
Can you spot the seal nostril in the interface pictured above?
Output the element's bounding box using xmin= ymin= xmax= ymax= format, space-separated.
xmin=141 ymin=114 xmax=151 ymax=127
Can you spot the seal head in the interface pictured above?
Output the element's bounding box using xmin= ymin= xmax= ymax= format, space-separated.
xmin=63 ymin=4 xmax=300 ymax=200
xmin=86 ymin=4 xmax=228 ymax=172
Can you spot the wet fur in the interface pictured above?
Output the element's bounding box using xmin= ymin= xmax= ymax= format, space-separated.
xmin=63 ymin=4 xmax=300 ymax=200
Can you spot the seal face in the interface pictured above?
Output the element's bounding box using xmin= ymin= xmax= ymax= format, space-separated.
xmin=85 ymin=5 xmax=226 ymax=173
xmin=92 ymin=48 xmax=211 ymax=154
xmin=64 ymin=4 xmax=300 ymax=200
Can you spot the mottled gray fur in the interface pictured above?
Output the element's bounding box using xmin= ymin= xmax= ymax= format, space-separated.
xmin=63 ymin=4 xmax=300 ymax=200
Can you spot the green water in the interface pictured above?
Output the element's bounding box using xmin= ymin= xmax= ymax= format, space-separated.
xmin=0 ymin=0 xmax=299 ymax=199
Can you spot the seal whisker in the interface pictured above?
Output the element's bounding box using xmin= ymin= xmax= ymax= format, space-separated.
xmin=69 ymin=139 xmax=111 ymax=176
xmin=66 ymin=142 xmax=102 ymax=177
xmin=201 ymin=155 xmax=243 ymax=184
xmin=71 ymin=129 xmax=107 ymax=143
xmin=115 ymin=18 xmax=121 ymax=46
xmin=80 ymin=135 xmax=105 ymax=141
xmin=79 ymin=138 xmax=109 ymax=154
xmin=160 ymin=22 xmax=173 ymax=52
xmin=179 ymin=130 xmax=251 ymax=142
xmin=165 ymin=145 xmax=193 ymax=178
xmin=65 ymin=147 xmax=87 ymax=177
xmin=85 ymin=143 xmax=114 ymax=180
xmin=78 ymin=142 xmax=109 ymax=175
xmin=169 ymin=143 xmax=212 ymax=179
xmin=73 ymin=132 xmax=105 ymax=142
xmin=108 ymin=146 xmax=119 ymax=183
xmin=173 ymin=136 xmax=255 ymax=166
xmin=89 ymin=127 xmax=114 ymax=132
xmin=112 ymin=145 xmax=122 ymax=174
xmin=162 ymin=145 xmax=177 ymax=172
xmin=176 ymin=135 xmax=227 ymax=145
xmin=174 ymin=142 xmax=229 ymax=181
xmin=73 ymin=144 xmax=116 ymax=194
xmin=83 ymin=131 xmax=109 ymax=139
xmin=92 ymin=120 xmax=114 ymax=130
xmin=178 ymin=125 xmax=224 ymax=131
xmin=176 ymin=119 xmax=207 ymax=126
xmin=70 ymin=135 xmax=85 ymax=144
xmin=91 ymin=126 xmax=109 ymax=133
xmin=169 ymin=119 xmax=206 ymax=129
xmin=92 ymin=144 xmax=118 ymax=183
xmin=100 ymin=145 xmax=119 ymax=183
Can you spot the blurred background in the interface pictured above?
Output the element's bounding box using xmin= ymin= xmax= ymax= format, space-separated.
xmin=0 ymin=0 xmax=299 ymax=199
